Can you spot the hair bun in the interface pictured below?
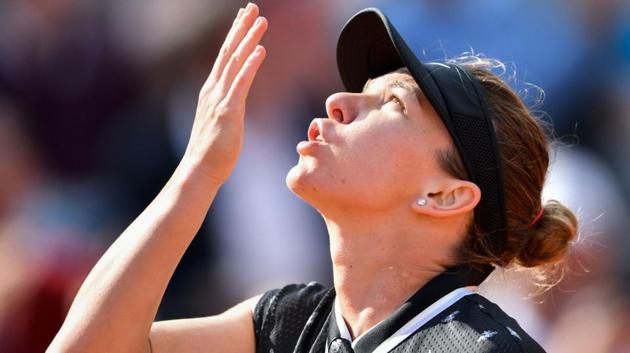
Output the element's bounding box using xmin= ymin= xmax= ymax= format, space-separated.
xmin=515 ymin=200 xmax=578 ymax=268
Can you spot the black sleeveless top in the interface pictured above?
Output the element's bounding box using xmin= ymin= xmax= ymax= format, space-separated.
xmin=253 ymin=266 xmax=545 ymax=353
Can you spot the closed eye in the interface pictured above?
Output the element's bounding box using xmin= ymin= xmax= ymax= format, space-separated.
xmin=390 ymin=94 xmax=403 ymax=106
xmin=388 ymin=94 xmax=407 ymax=114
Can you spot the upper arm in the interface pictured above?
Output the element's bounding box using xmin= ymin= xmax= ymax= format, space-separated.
xmin=149 ymin=295 xmax=261 ymax=353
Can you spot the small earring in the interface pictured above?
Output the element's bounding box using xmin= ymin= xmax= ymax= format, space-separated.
xmin=416 ymin=198 xmax=427 ymax=207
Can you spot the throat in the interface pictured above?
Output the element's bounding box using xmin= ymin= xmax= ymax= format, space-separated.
xmin=332 ymin=260 xmax=442 ymax=339
xmin=322 ymin=211 xmax=454 ymax=340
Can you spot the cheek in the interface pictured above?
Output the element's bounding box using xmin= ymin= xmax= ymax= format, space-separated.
xmin=334 ymin=124 xmax=435 ymax=200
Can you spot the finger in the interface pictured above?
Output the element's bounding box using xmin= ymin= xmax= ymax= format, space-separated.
xmin=216 ymin=16 xmax=267 ymax=95
xmin=207 ymin=7 xmax=244 ymax=84
xmin=225 ymin=45 xmax=266 ymax=106
xmin=206 ymin=3 xmax=260 ymax=87
xmin=207 ymin=4 xmax=258 ymax=86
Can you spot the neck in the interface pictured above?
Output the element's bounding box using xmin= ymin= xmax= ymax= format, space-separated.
xmin=322 ymin=208 xmax=452 ymax=340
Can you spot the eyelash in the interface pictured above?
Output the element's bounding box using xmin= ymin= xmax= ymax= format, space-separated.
xmin=388 ymin=94 xmax=405 ymax=110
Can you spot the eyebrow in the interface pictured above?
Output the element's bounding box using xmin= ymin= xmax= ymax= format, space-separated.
xmin=363 ymin=77 xmax=425 ymax=104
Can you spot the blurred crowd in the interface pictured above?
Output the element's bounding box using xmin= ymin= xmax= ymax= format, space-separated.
xmin=0 ymin=0 xmax=628 ymax=352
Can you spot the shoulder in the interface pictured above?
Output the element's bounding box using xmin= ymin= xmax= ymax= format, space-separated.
xmin=254 ymin=282 xmax=331 ymax=323
xmin=253 ymin=282 xmax=333 ymax=353
xmin=420 ymin=293 xmax=545 ymax=353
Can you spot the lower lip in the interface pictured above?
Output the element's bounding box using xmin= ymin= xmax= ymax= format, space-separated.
xmin=296 ymin=140 xmax=325 ymax=154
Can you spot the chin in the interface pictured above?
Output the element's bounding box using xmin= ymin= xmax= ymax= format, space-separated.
xmin=286 ymin=159 xmax=335 ymax=207
xmin=287 ymin=160 xmax=366 ymax=216
xmin=287 ymin=162 xmax=316 ymax=196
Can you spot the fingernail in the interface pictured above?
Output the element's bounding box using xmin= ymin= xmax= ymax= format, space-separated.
xmin=246 ymin=3 xmax=254 ymax=11
xmin=255 ymin=17 xmax=263 ymax=25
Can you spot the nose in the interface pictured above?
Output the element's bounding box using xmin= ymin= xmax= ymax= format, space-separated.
xmin=325 ymin=92 xmax=361 ymax=124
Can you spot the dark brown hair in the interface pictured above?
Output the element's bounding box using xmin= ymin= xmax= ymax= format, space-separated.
xmin=431 ymin=58 xmax=578 ymax=271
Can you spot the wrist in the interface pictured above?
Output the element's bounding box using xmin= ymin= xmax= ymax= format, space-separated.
xmin=176 ymin=156 xmax=226 ymax=192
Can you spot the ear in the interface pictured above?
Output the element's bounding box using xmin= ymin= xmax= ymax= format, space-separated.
xmin=411 ymin=179 xmax=481 ymax=218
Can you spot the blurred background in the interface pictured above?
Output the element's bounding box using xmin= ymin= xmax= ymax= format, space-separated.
xmin=0 ymin=0 xmax=628 ymax=351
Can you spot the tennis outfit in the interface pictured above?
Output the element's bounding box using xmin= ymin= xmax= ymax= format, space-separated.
xmin=253 ymin=266 xmax=545 ymax=353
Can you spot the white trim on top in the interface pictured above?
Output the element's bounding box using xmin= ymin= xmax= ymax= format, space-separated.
xmin=335 ymin=287 xmax=476 ymax=353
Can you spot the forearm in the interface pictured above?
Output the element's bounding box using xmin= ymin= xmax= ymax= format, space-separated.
xmin=48 ymin=159 xmax=221 ymax=353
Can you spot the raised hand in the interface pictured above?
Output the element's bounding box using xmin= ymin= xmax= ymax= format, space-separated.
xmin=47 ymin=6 xmax=268 ymax=353
xmin=184 ymin=3 xmax=267 ymax=186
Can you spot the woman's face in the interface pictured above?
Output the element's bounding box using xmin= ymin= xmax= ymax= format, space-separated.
xmin=286 ymin=70 xmax=455 ymax=213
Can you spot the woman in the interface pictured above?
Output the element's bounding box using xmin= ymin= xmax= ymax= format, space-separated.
xmin=48 ymin=4 xmax=577 ymax=353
